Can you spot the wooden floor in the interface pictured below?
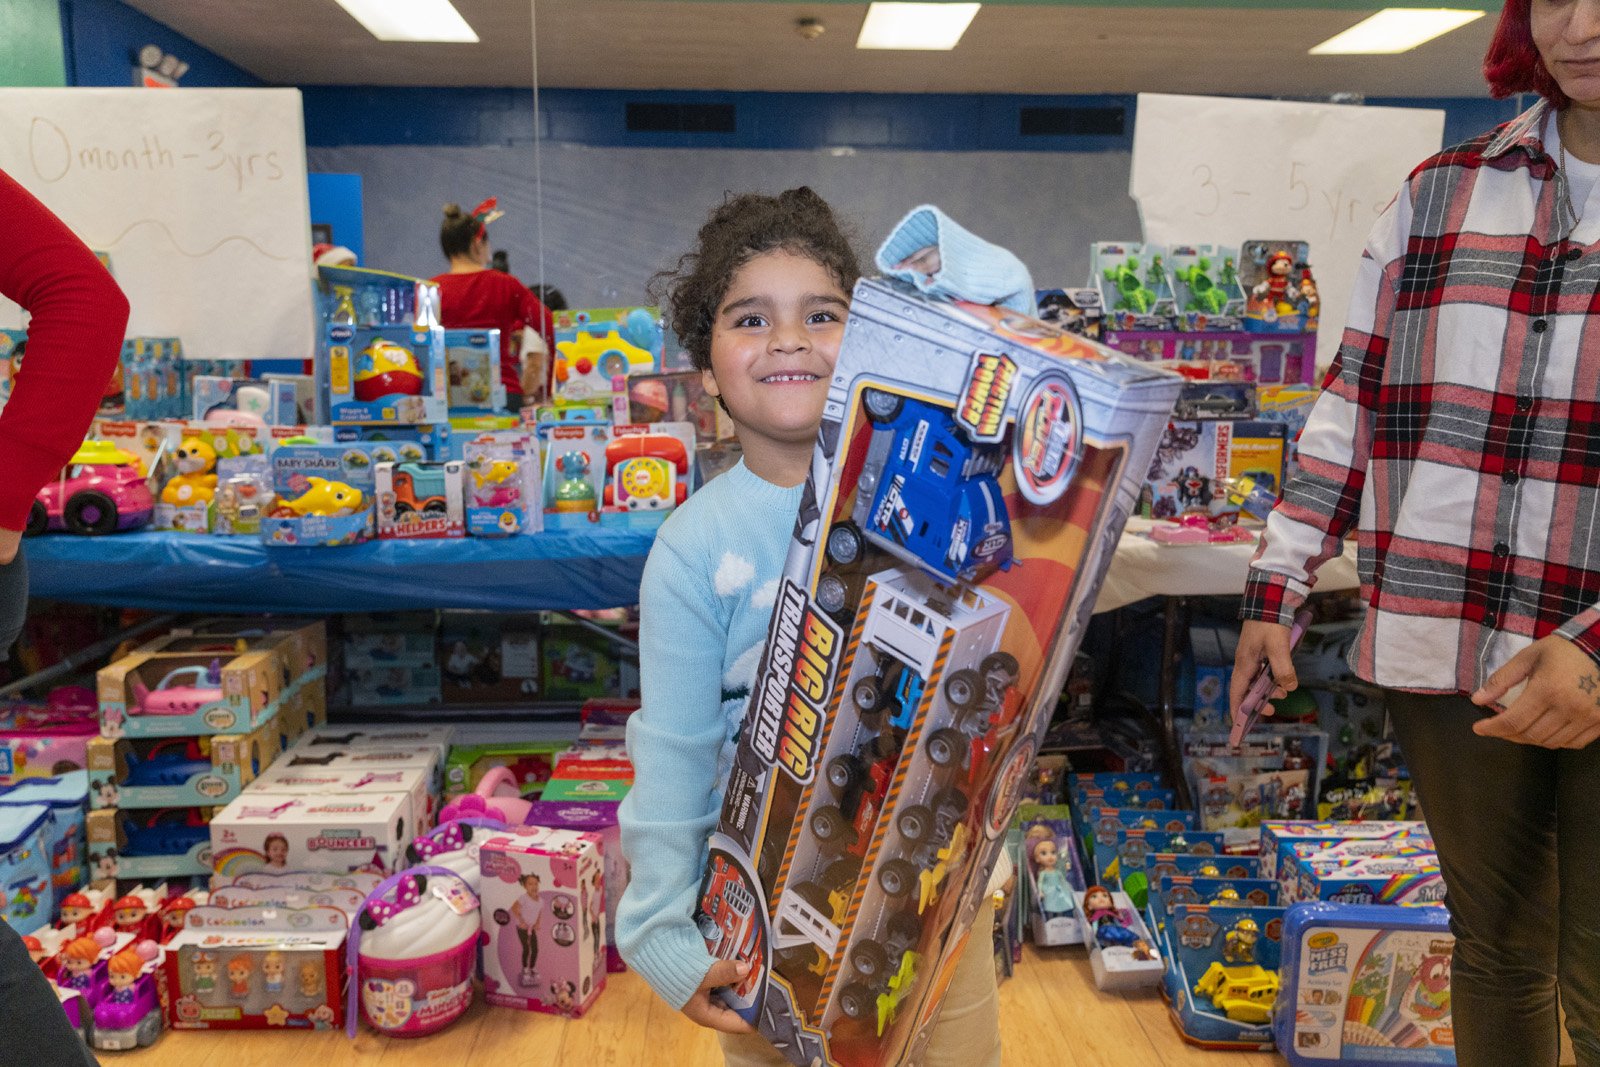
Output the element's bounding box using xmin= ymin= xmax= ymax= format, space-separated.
xmin=119 ymin=944 xmax=1285 ymax=1066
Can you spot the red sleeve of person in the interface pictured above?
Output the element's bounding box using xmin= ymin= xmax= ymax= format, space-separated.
xmin=0 ymin=169 xmax=130 ymax=532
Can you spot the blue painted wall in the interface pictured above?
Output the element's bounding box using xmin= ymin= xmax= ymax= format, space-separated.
xmin=307 ymin=172 xmax=365 ymax=262
xmin=61 ymin=0 xmax=261 ymax=87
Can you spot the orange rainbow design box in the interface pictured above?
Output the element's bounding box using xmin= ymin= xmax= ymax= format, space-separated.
xmin=698 ymin=279 xmax=1182 ymax=1066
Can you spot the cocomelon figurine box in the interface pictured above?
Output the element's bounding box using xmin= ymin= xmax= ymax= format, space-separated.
xmin=694 ymin=278 xmax=1183 ymax=1066
xmin=162 ymin=903 xmax=347 ymax=1031
xmin=1275 ymin=902 xmax=1455 ymax=1065
xmin=1164 ymin=902 xmax=1286 ymax=1050
xmin=478 ymin=825 xmax=608 ymax=1017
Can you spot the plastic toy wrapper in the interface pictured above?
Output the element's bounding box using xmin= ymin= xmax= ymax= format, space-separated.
xmin=697 ymin=279 xmax=1182 ymax=1066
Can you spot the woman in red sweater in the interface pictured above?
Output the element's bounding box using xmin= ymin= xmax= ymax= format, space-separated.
xmin=429 ymin=199 xmax=553 ymax=410
xmin=0 ymin=169 xmax=130 ymax=656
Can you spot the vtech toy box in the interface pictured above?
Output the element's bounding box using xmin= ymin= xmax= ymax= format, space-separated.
xmin=696 ymin=279 xmax=1182 ymax=1066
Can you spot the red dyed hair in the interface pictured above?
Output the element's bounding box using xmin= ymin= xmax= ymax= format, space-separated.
xmin=1485 ymin=0 xmax=1571 ymax=108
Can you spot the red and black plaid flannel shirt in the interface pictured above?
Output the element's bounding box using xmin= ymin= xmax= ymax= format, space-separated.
xmin=1243 ymin=100 xmax=1600 ymax=693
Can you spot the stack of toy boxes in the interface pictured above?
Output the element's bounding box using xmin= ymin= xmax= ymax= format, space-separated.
xmin=341 ymin=614 xmax=441 ymax=708
xmin=208 ymin=725 xmax=450 ymax=879
xmin=537 ymin=742 xmax=633 ymax=805
xmin=1181 ymin=722 xmax=1329 ymax=849
xmin=694 ymin=277 xmax=1182 ymax=1066
xmin=0 ymin=771 xmax=90 ymax=899
xmin=88 ymin=636 xmax=294 ymax=881
xmin=1260 ymin=822 xmax=1439 ymax=907
xmin=478 ymin=824 xmax=608 ymax=1016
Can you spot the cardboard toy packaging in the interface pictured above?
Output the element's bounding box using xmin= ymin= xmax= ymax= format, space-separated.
xmin=478 ymin=825 xmax=608 ymax=1016
xmin=525 ymin=799 xmax=628 ymax=972
xmin=209 ymin=791 xmax=417 ymax=878
xmin=1164 ymin=902 xmax=1286 ymax=1050
xmin=1274 ymin=902 xmax=1455 ymax=1066
xmin=163 ymin=904 xmax=347 ymax=1031
xmin=695 ymin=279 xmax=1182 ymax=1066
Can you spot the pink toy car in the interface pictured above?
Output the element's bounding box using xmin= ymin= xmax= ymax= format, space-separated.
xmin=127 ymin=661 xmax=223 ymax=717
xmin=26 ymin=442 xmax=154 ymax=536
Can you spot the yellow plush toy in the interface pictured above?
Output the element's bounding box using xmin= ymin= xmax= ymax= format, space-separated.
xmin=160 ymin=437 xmax=218 ymax=506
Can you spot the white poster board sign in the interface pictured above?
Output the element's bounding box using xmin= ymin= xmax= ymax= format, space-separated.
xmin=0 ymin=88 xmax=314 ymax=363
xmin=1130 ymin=93 xmax=1445 ymax=368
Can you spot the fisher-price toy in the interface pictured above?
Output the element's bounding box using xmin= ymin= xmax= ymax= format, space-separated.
xmin=275 ymin=477 xmax=365 ymax=517
xmin=602 ymin=434 xmax=688 ymax=512
xmin=354 ymin=340 xmax=425 ymax=402
xmin=26 ymin=441 xmax=155 ymax=537
xmin=348 ymin=867 xmax=481 ymax=1038
xmin=550 ymin=452 xmax=595 ymax=512
xmin=160 ymin=437 xmax=218 ymax=506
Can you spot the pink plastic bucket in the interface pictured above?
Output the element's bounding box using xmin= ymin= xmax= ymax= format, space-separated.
xmin=357 ymin=936 xmax=475 ymax=1037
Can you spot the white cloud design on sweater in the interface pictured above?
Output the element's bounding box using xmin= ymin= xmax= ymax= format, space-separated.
xmin=724 ymin=641 xmax=764 ymax=695
xmin=714 ymin=552 xmax=755 ymax=596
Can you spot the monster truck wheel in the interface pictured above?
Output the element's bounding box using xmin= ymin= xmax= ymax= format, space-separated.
xmin=826 ymin=522 xmax=864 ymax=566
xmin=981 ymin=652 xmax=1021 ymax=687
xmin=878 ymin=859 xmax=916 ymax=897
xmin=897 ymin=805 xmax=932 ymax=843
xmin=810 ymin=805 xmax=850 ymax=845
xmin=943 ymin=669 xmax=982 ymax=712
xmin=925 ymin=728 xmax=966 ymax=768
xmin=816 ymin=573 xmax=850 ymax=619
xmin=863 ymin=389 xmax=905 ymax=423
xmin=851 ymin=939 xmax=889 ymax=979
xmin=25 ymin=500 xmax=47 ymax=537
xmin=64 ymin=491 xmax=118 ymax=535
xmin=852 ymin=676 xmax=882 ymax=713
xmin=839 ymin=983 xmax=874 ymax=1020
xmin=827 ymin=755 xmax=862 ymax=791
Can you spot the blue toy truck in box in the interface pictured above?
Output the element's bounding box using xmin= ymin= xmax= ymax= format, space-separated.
xmin=830 ymin=391 xmax=1013 ymax=586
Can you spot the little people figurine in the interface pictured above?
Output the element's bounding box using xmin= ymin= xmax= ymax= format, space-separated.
xmin=106 ymin=950 xmax=143 ymax=1003
xmin=1029 ymin=837 xmax=1075 ymax=918
xmin=1083 ymin=885 xmax=1137 ymax=949
xmin=263 ymin=950 xmax=286 ymax=994
xmin=57 ymin=937 xmax=100 ymax=991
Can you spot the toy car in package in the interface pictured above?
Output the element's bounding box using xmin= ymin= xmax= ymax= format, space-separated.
xmin=696 ymin=278 xmax=1182 ymax=1066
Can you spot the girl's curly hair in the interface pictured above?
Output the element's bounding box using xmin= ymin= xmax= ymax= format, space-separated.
xmin=650 ymin=187 xmax=862 ymax=373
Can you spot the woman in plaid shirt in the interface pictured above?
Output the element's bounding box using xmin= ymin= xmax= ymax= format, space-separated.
xmin=1233 ymin=2 xmax=1600 ymax=1064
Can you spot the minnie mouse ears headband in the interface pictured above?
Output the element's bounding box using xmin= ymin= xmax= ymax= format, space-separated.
xmin=471 ymin=197 xmax=504 ymax=239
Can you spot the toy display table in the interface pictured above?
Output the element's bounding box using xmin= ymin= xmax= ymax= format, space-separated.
xmin=24 ymin=528 xmax=654 ymax=614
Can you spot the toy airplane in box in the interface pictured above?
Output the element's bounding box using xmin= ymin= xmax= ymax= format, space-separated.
xmin=695 ymin=278 xmax=1182 ymax=1067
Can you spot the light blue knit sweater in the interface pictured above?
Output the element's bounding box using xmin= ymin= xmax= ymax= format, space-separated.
xmin=616 ymin=459 xmax=803 ymax=1010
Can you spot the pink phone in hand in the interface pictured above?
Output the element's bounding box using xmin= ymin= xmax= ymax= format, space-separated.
xmin=1229 ymin=609 xmax=1314 ymax=749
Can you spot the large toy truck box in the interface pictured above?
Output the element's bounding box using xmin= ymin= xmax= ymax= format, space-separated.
xmin=698 ymin=278 xmax=1182 ymax=1067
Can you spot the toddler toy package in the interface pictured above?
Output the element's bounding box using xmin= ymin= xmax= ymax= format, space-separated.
xmin=550 ymin=306 xmax=663 ymax=408
xmin=695 ymin=278 xmax=1182 ymax=1066
xmin=1033 ymin=288 xmax=1105 ymax=339
xmin=318 ymin=265 xmax=448 ymax=425
xmin=333 ymin=423 xmax=452 ymax=463
xmin=1165 ymin=902 xmax=1286 ymax=1050
xmin=261 ymin=443 xmax=376 ymax=548
xmin=1275 ymin=902 xmax=1455 ymax=1065
xmin=163 ymin=904 xmax=347 ymax=1031
xmin=1289 ymin=855 xmax=1445 ymax=908
xmin=0 ymin=772 xmax=88 ymax=892
xmin=1092 ymin=241 xmax=1176 ymax=330
xmin=627 ymin=370 xmax=734 ymax=442
xmin=1100 ymin=828 xmax=1225 ymax=908
xmin=444 ymin=740 xmax=565 ymax=800
xmin=0 ymin=692 xmax=97 ymax=782
xmin=525 ymin=799 xmax=627 ymax=971
xmin=1239 ymin=240 xmax=1318 ymax=333
xmin=540 ymin=422 xmax=608 ymax=529
xmin=86 ymin=807 xmax=214 ymax=880
xmin=478 ymin=825 xmax=608 ymax=1016
xmin=1259 ymin=821 xmax=1429 ymax=887
xmin=347 ymin=866 xmax=481 ymax=1037
xmin=1075 ymin=885 xmax=1163 ymax=991
xmin=97 ymin=647 xmax=282 ymax=740
xmin=1147 ymin=874 xmax=1279 ymax=959
xmin=87 ymin=721 xmax=279 ymax=810
xmin=462 ymin=431 xmax=544 ymax=536
xmin=209 ymin=790 xmax=418 ymax=878
xmin=374 ymin=460 xmax=466 ymax=539
xmin=191 ymin=376 xmax=301 ymax=426
xmin=444 ymin=328 xmax=507 ymax=413
xmin=1166 ymin=244 xmax=1246 ymax=330
xmin=0 ymin=803 xmax=57 ymax=933
xmin=598 ymin=422 xmax=696 ymax=528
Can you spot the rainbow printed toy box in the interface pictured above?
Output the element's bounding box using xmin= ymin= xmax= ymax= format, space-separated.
xmin=696 ymin=279 xmax=1182 ymax=1066
xmin=1275 ymin=903 xmax=1455 ymax=1065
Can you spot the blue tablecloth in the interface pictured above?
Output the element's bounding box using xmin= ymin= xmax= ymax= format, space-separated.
xmin=24 ymin=528 xmax=655 ymax=614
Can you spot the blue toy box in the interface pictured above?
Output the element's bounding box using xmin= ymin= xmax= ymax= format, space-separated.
xmin=86 ymin=720 xmax=280 ymax=810
xmin=1100 ymin=828 xmax=1226 ymax=908
xmin=1275 ymin=902 xmax=1455 ymax=1065
xmin=261 ymin=444 xmax=376 ymax=548
xmin=1148 ymin=874 xmax=1279 ymax=959
xmin=0 ymin=772 xmax=87 ymax=895
xmin=1165 ymin=902 xmax=1286 ymax=1050
xmin=317 ymin=265 xmax=448 ymax=425
xmin=444 ymin=328 xmax=507 ymax=414
xmin=86 ymin=807 xmax=213 ymax=880
xmin=0 ymin=803 xmax=56 ymax=934
xmin=333 ymin=423 xmax=452 ymax=463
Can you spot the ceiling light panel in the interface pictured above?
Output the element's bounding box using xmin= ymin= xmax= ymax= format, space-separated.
xmin=857 ymin=3 xmax=982 ymax=51
xmin=333 ymin=0 xmax=479 ymax=43
xmin=1310 ymin=8 xmax=1484 ymax=55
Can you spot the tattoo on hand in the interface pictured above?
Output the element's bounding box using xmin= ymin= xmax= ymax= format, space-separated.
xmin=1581 ymin=672 xmax=1599 ymax=695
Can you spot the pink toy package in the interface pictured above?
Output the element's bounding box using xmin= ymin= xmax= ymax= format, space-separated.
xmin=347 ymin=866 xmax=481 ymax=1038
xmin=0 ymin=687 xmax=98 ymax=784
xmin=525 ymin=799 xmax=627 ymax=972
xmin=478 ymin=826 xmax=606 ymax=1016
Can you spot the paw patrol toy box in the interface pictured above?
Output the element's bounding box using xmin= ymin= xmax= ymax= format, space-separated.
xmin=696 ymin=279 xmax=1182 ymax=1066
